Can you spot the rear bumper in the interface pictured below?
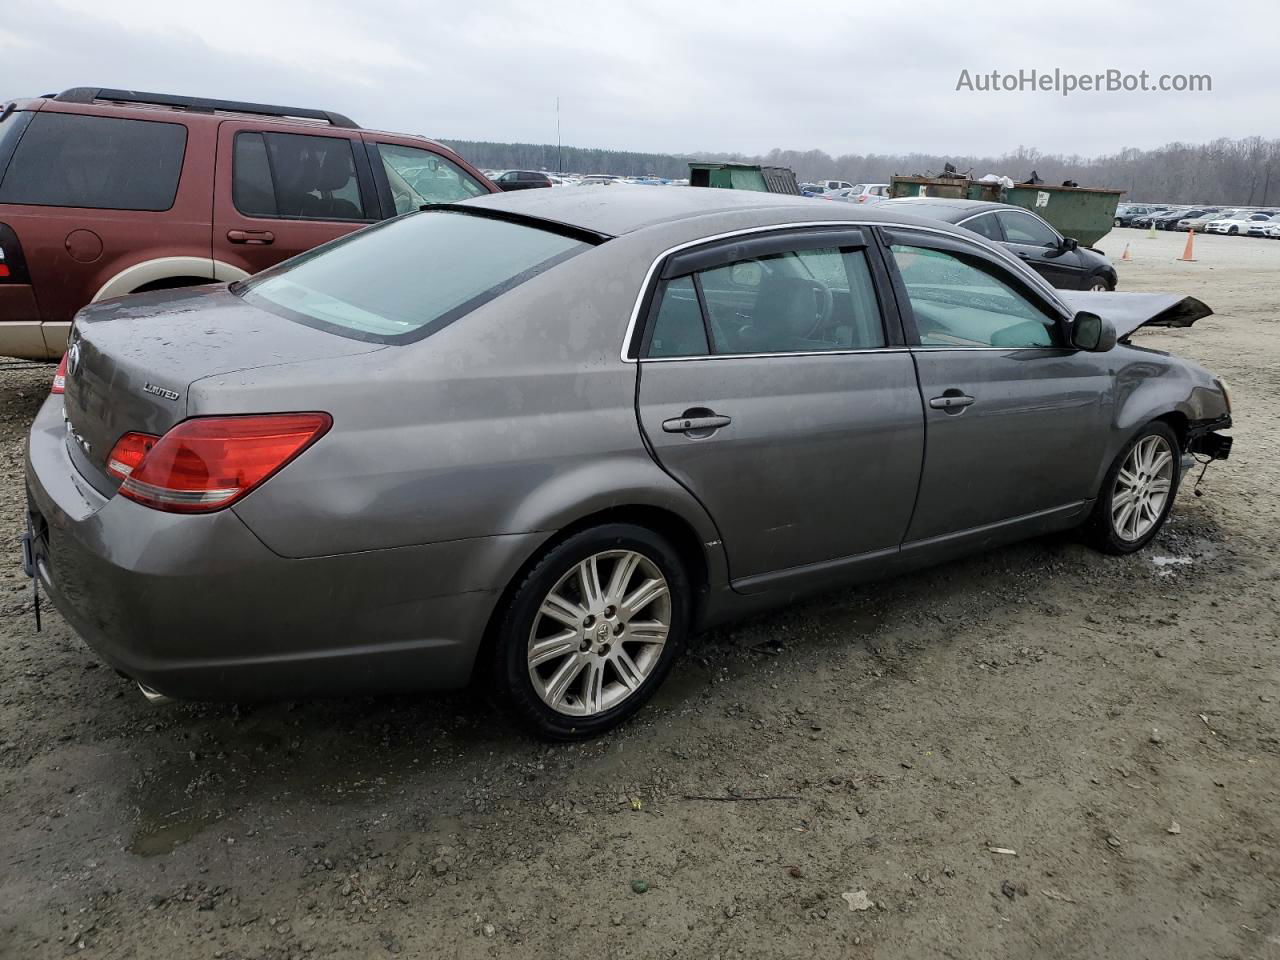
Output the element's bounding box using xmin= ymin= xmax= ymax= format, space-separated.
xmin=24 ymin=396 xmax=537 ymax=701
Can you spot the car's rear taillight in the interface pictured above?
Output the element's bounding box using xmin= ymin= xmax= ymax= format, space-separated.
xmin=51 ymin=353 xmax=68 ymax=394
xmin=105 ymin=431 xmax=160 ymax=480
xmin=114 ymin=413 xmax=332 ymax=513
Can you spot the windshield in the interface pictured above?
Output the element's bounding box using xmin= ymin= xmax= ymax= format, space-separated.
xmin=237 ymin=210 xmax=592 ymax=344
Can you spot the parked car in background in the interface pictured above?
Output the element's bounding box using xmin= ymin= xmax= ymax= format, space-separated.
xmin=1114 ymin=204 xmax=1165 ymax=226
xmin=1264 ymin=220 xmax=1280 ymax=239
xmin=1131 ymin=207 xmax=1181 ymax=229
xmin=1206 ymin=212 xmax=1274 ymax=235
xmin=1246 ymin=214 xmax=1280 ymax=237
xmin=0 ymin=87 xmax=496 ymax=360
xmin=493 ymin=170 xmax=554 ymax=191
xmin=824 ymin=183 xmax=890 ymax=204
xmin=1177 ymin=211 xmax=1224 ymax=232
xmin=817 ymin=179 xmax=854 ymax=193
xmin=1152 ymin=208 xmax=1215 ymax=230
xmin=579 ymin=175 xmax=630 ymax=186
xmin=884 ymin=197 xmax=1118 ymax=290
xmin=799 ymin=182 xmax=824 ymax=197
xmin=25 ymin=188 xmax=1231 ymax=737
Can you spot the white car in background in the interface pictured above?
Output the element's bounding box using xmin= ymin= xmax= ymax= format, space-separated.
xmin=824 ymin=183 xmax=891 ymax=205
xmin=1206 ymin=212 xmax=1275 ymax=235
xmin=816 ymin=179 xmax=854 ymax=193
xmin=1245 ymin=214 xmax=1280 ymax=237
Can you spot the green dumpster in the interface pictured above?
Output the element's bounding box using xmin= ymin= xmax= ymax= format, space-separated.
xmin=689 ymin=162 xmax=800 ymax=195
xmin=890 ymin=174 xmax=1124 ymax=247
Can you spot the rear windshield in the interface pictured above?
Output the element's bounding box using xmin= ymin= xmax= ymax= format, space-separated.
xmin=237 ymin=210 xmax=592 ymax=344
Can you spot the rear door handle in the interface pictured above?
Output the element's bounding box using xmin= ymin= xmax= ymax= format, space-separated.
xmin=662 ymin=413 xmax=732 ymax=434
xmin=929 ymin=394 xmax=975 ymax=410
xmin=227 ymin=229 xmax=275 ymax=245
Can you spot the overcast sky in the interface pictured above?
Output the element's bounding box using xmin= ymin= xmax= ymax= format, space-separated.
xmin=2 ymin=0 xmax=1276 ymax=160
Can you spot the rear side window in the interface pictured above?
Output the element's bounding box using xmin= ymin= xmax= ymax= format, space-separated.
xmin=0 ymin=112 xmax=186 ymax=211
xmin=237 ymin=210 xmax=591 ymax=344
xmin=233 ymin=131 xmax=370 ymax=221
xmin=964 ymin=213 xmax=1003 ymax=242
xmin=643 ymin=245 xmax=886 ymax=357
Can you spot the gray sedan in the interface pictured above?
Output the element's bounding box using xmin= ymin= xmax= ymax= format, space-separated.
xmin=24 ymin=189 xmax=1233 ymax=738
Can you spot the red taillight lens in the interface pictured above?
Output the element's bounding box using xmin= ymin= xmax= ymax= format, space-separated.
xmin=116 ymin=413 xmax=332 ymax=513
xmin=105 ymin=431 xmax=160 ymax=480
xmin=0 ymin=264 xmax=10 ymax=278
xmin=51 ymin=353 xmax=68 ymax=394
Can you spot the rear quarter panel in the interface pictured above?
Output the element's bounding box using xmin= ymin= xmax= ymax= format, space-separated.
xmin=196 ymin=231 xmax=728 ymax=591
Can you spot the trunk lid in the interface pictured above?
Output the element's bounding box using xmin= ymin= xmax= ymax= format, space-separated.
xmin=62 ymin=284 xmax=383 ymax=493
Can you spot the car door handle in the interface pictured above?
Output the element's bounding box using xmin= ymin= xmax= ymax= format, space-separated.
xmin=662 ymin=413 xmax=732 ymax=433
xmin=929 ymin=394 xmax=975 ymax=410
xmin=227 ymin=229 xmax=275 ymax=245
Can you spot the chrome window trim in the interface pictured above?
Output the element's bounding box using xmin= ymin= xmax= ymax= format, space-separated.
xmin=640 ymin=347 xmax=911 ymax=364
xmin=619 ymin=219 xmax=1070 ymax=363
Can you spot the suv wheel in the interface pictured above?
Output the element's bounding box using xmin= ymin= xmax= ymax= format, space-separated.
xmin=492 ymin=524 xmax=689 ymax=739
xmin=1086 ymin=422 xmax=1181 ymax=554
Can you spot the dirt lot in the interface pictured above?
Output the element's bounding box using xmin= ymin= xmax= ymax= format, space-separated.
xmin=1 ymin=225 xmax=1277 ymax=960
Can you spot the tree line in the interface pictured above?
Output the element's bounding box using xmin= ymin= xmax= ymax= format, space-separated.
xmin=440 ymin=136 xmax=1280 ymax=205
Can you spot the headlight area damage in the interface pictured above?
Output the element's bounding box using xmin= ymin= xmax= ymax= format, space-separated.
xmin=1063 ymin=290 xmax=1233 ymax=464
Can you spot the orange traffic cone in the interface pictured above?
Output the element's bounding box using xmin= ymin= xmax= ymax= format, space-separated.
xmin=1178 ymin=228 xmax=1197 ymax=262
xmin=1121 ymin=243 xmax=1132 ymax=261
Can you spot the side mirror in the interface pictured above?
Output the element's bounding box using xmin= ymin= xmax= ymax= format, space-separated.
xmin=1071 ymin=311 xmax=1116 ymax=352
xmin=1060 ymin=236 xmax=1079 ymax=252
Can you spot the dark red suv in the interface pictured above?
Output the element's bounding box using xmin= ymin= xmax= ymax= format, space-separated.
xmin=0 ymin=87 xmax=498 ymax=360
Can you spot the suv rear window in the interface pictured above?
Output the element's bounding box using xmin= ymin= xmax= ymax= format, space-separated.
xmin=237 ymin=210 xmax=592 ymax=343
xmin=0 ymin=112 xmax=186 ymax=211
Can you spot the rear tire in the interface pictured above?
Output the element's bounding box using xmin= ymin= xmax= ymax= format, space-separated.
xmin=1086 ymin=421 xmax=1181 ymax=555
xmin=490 ymin=523 xmax=690 ymax=740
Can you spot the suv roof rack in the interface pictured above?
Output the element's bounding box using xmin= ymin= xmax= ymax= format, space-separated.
xmin=51 ymin=87 xmax=359 ymax=129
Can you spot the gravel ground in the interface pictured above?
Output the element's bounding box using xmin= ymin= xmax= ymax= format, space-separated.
xmin=1 ymin=226 xmax=1277 ymax=959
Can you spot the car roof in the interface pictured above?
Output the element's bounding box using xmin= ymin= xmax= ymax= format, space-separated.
xmin=879 ymin=197 xmax=1016 ymax=222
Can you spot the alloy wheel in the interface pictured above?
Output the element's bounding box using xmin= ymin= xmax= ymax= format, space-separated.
xmin=1111 ymin=434 xmax=1175 ymax=542
xmin=527 ymin=550 xmax=671 ymax=717
xmin=1090 ymin=279 xmax=1110 ymax=291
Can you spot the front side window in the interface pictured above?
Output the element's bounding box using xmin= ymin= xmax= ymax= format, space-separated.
xmin=0 ymin=112 xmax=186 ymax=211
xmin=891 ymin=244 xmax=1061 ymax=348
xmin=375 ymin=143 xmax=487 ymax=214
xmin=238 ymin=210 xmax=590 ymax=343
xmin=233 ymin=131 xmax=369 ymax=221
xmin=643 ymin=244 xmax=886 ymax=357
xmin=997 ymin=211 xmax=1059 ymax=247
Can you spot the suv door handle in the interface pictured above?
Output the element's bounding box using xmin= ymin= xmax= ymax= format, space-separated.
xmin=227 ymin=229 xmax=275 ymax=245
xmin=662 ymin=412 xmax=732 ymax=434
xmin=929 ymin=393 xmax=975 ymax=410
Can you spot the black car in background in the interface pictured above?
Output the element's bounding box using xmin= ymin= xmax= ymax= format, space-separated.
xmin=885 ymin=198 xmax=1118 ymax=290
xmin=1150 ymin=207 xmax=1217 ymax=230
xmin=492 ymin=170 xmax=554 ymax=191
xmin=1115 ymin=204 xmax=1169 ymax=227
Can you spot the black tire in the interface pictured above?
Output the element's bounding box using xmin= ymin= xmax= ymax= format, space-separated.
xmin=1113 ymin=218 xmax=1122 ymax=227
xmin=1086 ymin=271 xmax=1115 ymax=292
xmin=1085 ymin=421 xmax=1181 ymax=555
xmin=490 ymin=523 xmax=690 ymax=740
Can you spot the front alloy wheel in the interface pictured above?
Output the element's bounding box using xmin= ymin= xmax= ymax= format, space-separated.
xmin=1111 ymin=434 xmax=1175 ymax=542
xmin=1086 ymin=421 xmax=1181 ymax=554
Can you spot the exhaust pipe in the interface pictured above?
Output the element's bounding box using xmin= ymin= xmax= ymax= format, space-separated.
xmin=137 ymin=681 xmax=173 ymax=705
